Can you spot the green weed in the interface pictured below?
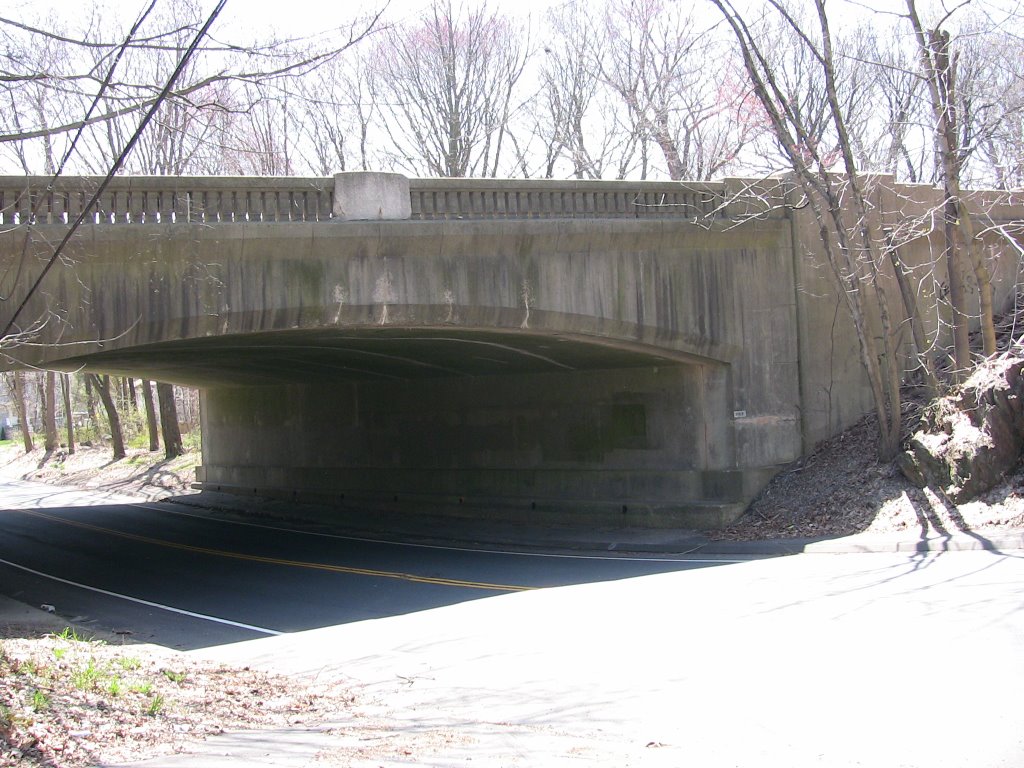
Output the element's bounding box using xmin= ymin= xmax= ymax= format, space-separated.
xmin=145 ymin=694 xmax=165 ymax=716
xmin=106 ymin=677 xmax=123 ymax=697
xmin=118 ymin=656 xmax=141 ymax=671
xmin=130 ymin=681 xmax=153 ymax=695
xmin=71 ymin=658 xmax=102 ymax=691
xmin=30 ymin=690 xmax=49 ymax=712
xmin=161 ymin=669 xmax=186 ymax=684
xmin=53 ymin=647 xmax=67 ymax=661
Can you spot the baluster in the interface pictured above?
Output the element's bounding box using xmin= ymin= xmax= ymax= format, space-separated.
xmin=196 ymin=190 xmax=209 ymax=223
xmin=127 ymin=189 xmax=144 ymax=223
xmin=523 ymin=191 xmax=534 ymax=218
xmin=95 ymin=188 xmax=113 ymax=224
xmin=20 ymin=189 xmax=36 ymax=224
xmin=156 ymin=189 xmax=173 ymax=224
xmin=213 ymin=190 xmax=225 ymax=222
xmin=250 ymin=191 xmax=265 ymax=222
xmin=52 ymin=188 xmax=69 ymax=224
xmin=37 ymin=188 xmax=52 ymax=224
xmin=175 ymin=190 xmax=191 ymax=223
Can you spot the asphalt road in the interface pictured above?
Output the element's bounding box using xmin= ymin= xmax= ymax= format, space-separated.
xmin=0 ymin=480 xmax=737 ymax=649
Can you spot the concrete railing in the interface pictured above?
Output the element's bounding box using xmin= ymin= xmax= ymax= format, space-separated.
xmin=0 ymin=174 xmax=733 ymax=225
xmin=408 ymin=178 xmax=727 ymax=220
xmin=0 ymin=176 xmax=335 ymax=225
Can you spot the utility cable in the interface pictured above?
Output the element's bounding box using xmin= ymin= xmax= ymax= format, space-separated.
xmin=1 ymin=0 xmax=228 ymax=341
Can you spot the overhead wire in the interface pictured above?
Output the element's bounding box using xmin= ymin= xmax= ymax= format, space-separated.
xmin=1 ymin=0 xmax=228 ymax=341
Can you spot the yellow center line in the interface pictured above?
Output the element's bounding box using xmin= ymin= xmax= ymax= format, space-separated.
xmin=13 ymin=509 xmax=534 ymax=593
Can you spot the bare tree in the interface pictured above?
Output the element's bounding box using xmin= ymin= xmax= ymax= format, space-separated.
xmin=293 ymin=49 xmax=380 ymax=175
xmin=4 ymin=371 xmax=34 ymax=452
xmin=87 ymin=373 xmax=125 ymax=460
xmin=0 ymin=4 xmax=382 ymax=175
xmin=141 ymin=379 xmax=159 ymax=452
xmin=156 ymin=382 xmax=183 ymax=459
xmin=856 ymin=28 xmax=930 ymax=182
xmin=369 ymin=0 xmax=529 ymax=177
xmin=709 ymin=0 xmax=921 ymax=459
xmin=519 ymin=3 xmax=622 ymax=179
xmin=599 ymin=0 xmax=759 ymax=180
xmin=60 ymin=372 xmax=74 ymax=454
xmin=904 ymin=0 xmax=997 ymax=365
xmin=42 ymin=370 xmax=57 ymax=451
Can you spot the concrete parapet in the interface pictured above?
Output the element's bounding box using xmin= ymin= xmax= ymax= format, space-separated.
xmin=333 ymin=172 xmax=411 ymax=221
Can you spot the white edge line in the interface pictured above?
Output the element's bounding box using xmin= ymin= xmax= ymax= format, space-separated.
xmin=135 ymin=503 xmax=746 ymax=564
xmin=0 ymin=555 xmax=282 ymax=636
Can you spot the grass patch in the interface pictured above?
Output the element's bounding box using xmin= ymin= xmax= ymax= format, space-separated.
xmin=54 ymin=626 xmax=92 ymax=643
xmin=71 ymin=658 xmax=103 ymax=691
xmin=31 ymin=689 xmax=50 ymax=712
xmin=145 ymin=694 xmax=165 ymax=716
xmin=161 ymin=668 xmax=186 ymax=684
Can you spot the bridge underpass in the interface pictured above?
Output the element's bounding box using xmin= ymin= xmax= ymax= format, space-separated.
xmin=3 ymin=172 xmax=1021 ymax=530
xmin=51 ymin=326 xmax=756 ymax=528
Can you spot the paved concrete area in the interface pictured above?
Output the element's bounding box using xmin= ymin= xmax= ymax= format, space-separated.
xmin=8 ymin=549 xmax=1018 ymax=766
xmin=187 ymin=548 xmax=1023 ymax=767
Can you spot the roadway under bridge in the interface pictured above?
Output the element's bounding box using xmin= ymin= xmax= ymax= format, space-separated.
xmin=1 ymin=173 xmax=1021 ymax=528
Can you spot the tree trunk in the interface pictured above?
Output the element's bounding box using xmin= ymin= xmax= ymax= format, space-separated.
xmin=126 ymin=377 xmax=138 ymax=411
xmin=89 ymin=374 xmax=126 ymax=460
xmin=905 ymin=13 xmax=997 ymax=371
xmin=8 ymin=372 xmax=34 ymax=453
xmin=83 ymin=373 xmax=99 ymax=441
xmin=141 ymin=379 xmax=160 ymax=452
xmin=43 ymin=371 xmax=58 ymax=451
xmin=945 ymin=208 xmax=972 ymax=376
xmin=887 ymin=239 xmax=940 ymax=397
xmin=60 ymin=373 xmax=75 ymax=455
xmin=157 ymin=382 xmax=184 ymax=459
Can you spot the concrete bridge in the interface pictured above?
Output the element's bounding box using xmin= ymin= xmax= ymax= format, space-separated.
xmin=1 ymin=172 xmax=1021 ymax=528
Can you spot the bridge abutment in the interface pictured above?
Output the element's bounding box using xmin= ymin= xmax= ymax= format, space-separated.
xmin=198 ymin=362 xmax=775 ymax=528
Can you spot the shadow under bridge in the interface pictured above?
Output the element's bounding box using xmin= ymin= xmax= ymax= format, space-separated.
xmin=53 ymin=325 xmax=759 ymax=530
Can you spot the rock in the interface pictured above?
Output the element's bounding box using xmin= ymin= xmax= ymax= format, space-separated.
xmin=896 ymin=450 xmax=927 ymax=488
xmin=899 ymin=357 xmax=1024 ymax=502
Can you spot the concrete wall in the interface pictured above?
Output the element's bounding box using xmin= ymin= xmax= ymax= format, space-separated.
xmin=790 ymin=179 xmax=1024 ymax=450
xmin=199 ymin=364 xmax=775 ymax=527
